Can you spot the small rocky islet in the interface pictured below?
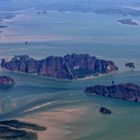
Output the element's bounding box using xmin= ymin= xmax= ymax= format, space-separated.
xmin=85 ymin=83 xmax=140 ymax=102
xmin=99 ymin=107 xmax=112 ymax=115
xmin=1 ymin=54 xmax=118 ymax=80
xmin=117 ymin=18 xmax=138 ymax=26
xmin=0 ymin=76 xmax=15 ymax=88
xmin=125 ymin=62 xmax=135 ymax=69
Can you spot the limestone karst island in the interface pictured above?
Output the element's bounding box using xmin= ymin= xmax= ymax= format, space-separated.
xmin=0 ymin=0 xmax=139 ymax=140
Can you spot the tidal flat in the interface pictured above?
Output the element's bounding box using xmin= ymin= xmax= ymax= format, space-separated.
xmin=0 ymin=9 xmax=140 ymax=140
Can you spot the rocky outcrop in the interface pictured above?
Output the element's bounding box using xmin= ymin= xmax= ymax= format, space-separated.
xmin=117 ymin=19 xmax=138 ymax=26
xmin=0 ymin=76 xmax=15 ymax=87
xmin=85 ymin=83 xmax=140 ymax=102
xmin=125 ymin=63 xmax=135 ymax=69
xmin=1 ymin=54 xmax=118 ymax=80
xmin=99 ymin=107 xmax=112 ymax=114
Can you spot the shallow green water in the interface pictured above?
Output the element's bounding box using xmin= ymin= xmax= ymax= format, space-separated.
xmin=0 ymin=70 xmax=140 ymax=140
xmin=0 ymin=10 xmax=140 ymax=140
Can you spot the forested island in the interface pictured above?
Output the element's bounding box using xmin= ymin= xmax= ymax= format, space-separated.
xmin=1 ymin=54 xmax=118 ymax=80
xmin=85 ymin=83 xmax=140 ymax=102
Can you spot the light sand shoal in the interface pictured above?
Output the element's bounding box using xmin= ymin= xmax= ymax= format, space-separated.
xmin=19 ymin=107 xmax=87 ymax=140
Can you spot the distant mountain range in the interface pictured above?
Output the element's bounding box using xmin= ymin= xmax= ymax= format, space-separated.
xmin=0 ymin=0 xmax=140 ymax=16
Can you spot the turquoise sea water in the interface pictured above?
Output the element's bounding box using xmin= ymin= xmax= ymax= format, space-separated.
xmin=1 ymin=11 xmax=140 ymax=70
xmin=0 ymin=10 xmax=140 ymax=140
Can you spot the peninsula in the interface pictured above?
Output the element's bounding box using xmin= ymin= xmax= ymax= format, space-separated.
xmin=0 ymin=25 xmax=8 ymax=28
xmin=85 ymin=83 xmax=140 ymax=102
xmin=0 ymin=119 xmax=46 ymax=140
xmin=1 ymin=54 xmax=118 ymax=80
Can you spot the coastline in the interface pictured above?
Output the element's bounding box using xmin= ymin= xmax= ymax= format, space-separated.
xmin=76 ymin=71 xmax=118 ymax=81
xmin=0 ymin=67 xmax=119 ymax=82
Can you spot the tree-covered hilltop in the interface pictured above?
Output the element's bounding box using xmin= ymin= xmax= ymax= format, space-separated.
xmin=1 ymin=54 xmax=118 ymax=80
xmin=85 ymin=83 xmax=140 ymax=102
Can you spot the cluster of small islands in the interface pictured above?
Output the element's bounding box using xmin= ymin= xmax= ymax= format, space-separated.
xmin=0 ymin=2 xmax=140 ymax=139
xmin=0 ymin=54 xmax=139 ymax=102
xmin=0 ymin=53 xmax=139 ymax=139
